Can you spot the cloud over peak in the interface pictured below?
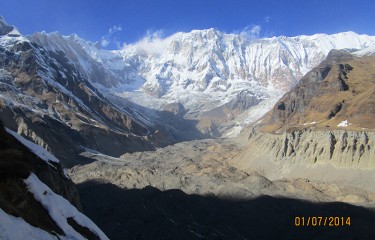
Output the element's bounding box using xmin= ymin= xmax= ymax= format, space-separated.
xmin=100 ymin=24 xmax=123 ymax=48
xmin=109 ymin=25 xmax=122 ymax=34
xmin=122 ymin=29 xmax=175 ymax=55
xmin=237 ymin=25 xmax=262 ymax=40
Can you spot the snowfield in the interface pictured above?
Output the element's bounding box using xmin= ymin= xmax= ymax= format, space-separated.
xmin=0 ymin=208 xmax=58 ymax=240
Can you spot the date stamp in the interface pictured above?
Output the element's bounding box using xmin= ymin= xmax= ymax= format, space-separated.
xmin=294 ymin=216 xmax=351 ymax=227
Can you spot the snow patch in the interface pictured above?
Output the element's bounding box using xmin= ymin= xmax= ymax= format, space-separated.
xmin=302 ymin=121 xmax=317 ymax=126
xmin=63 ymin=169 xmax=71 ymax=179
xmin=337 ymin=120 xmax=350 ymax=127
xmin=5 ymin=128 xmax=59 ymax=163
xmin=0 ymin=208 xmax=57 ymax=240
xmin=24 ymin=173 xmax=109 ymax=240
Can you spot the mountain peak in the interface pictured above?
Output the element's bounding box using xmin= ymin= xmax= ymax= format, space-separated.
xmin=0 ymin=15 xmax=7 ymax=26
xmin=188 ymin=28 xmax=223 ymax=39
xmin=0 ymin=16 xmax=17 ymax=36
xmin=31 ymin=30 xmax=100 ymax=52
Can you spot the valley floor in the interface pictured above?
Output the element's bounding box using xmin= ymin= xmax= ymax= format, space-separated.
xmin=68 ymin=138 xmax=375 ymax=239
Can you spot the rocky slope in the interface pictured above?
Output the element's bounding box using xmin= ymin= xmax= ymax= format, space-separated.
xmin=260 ymin=50 xmax=375 ymax=132
xmin=0 ymin=122 xmax=108 ymax=239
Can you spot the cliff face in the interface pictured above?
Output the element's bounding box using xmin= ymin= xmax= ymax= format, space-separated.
xmin=0 ymin=122 xmax=80 ymax=206
xmin=0 ymin=123 xmax=108 ymax=239
xmin=244 ymin=129 xmax=374 ymax=169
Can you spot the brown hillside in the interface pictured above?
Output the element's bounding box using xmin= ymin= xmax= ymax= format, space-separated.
xmin=260 ymin=50 xmax=375 ymax=133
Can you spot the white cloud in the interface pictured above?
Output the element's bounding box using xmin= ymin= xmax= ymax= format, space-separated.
xmin=264 ymin=16 xmax=271 ymax=23
xmin=109 ymin=25 xmax=122 ymax=34
xmin=100 ymin=24 xmax=123 ymax=48
xmin=238 ymin=25 xmax=262 ymax=40
xmin=263 ymin=30 xmax=276 ymax=38
xmin=100 ymin=38 xmax=110 ymax=47
xmin=123 ymin=29 xmax=174 ymax=55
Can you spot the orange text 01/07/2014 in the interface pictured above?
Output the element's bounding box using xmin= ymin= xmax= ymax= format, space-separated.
xmin=294 ymin=216 xmax=351 ymax=227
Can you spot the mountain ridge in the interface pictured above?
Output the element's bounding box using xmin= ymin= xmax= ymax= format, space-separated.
xmin=0 ymin=18 xmax=157 ymax=167
xmin=27 ymin=26 xmax=375 ymax=136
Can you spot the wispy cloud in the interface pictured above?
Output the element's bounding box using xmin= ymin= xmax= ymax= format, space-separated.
xmin=100 ymin=38 xmax=110 ymax=47
xmin=109 ymin=25 xmax=122 ymax=34
xmin=237 ymin=25 xmax=262 ymax=40
xmin=264 ymin=16 xmax=271 ymax=23
xmin=100 ymin=24 xmax=123 ymax=48
xmin=263 ymin=30 xmax=276 ymax=38
xmin=123 ymin=29 xmax=174 ymax=55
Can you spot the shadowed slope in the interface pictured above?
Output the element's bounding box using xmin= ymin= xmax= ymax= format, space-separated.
xmin=78 ymin=181 xmax=375 ymax=240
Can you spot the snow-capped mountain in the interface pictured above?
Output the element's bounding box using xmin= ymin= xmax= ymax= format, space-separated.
xmin=35 ymin=28 xmax=375 ymax=119
xmin=30 ymin=32 xmax=132 ymax=88
xmin=2 ymin=15 xmax=375 ymax=150
xmin=35 ymin=28 xmax=375 ymax=136
xmin=0 ymin=17 xmax=159 ymax=166
xmin=115 ymin=30 xmax=375 ymax=112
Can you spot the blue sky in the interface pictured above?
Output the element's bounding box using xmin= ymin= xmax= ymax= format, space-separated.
xmin=1 ymin=0 xmax=374 ymax=49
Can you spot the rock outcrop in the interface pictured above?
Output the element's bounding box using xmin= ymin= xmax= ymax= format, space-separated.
xmin=243 ymin=129 xmax=374 ymax=169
